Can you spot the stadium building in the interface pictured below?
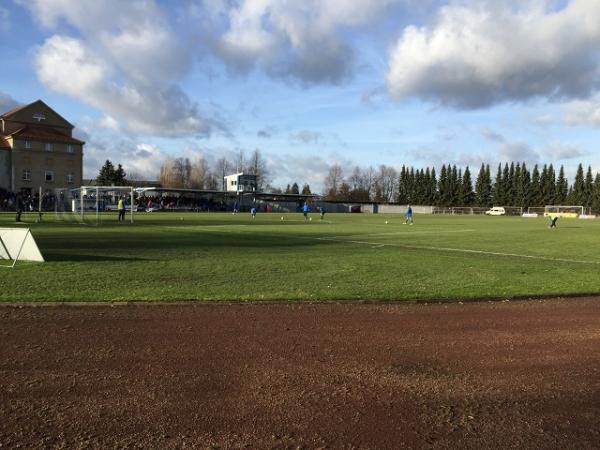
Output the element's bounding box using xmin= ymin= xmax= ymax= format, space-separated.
xmin=0 ymin=100 xmax=84 ymax=195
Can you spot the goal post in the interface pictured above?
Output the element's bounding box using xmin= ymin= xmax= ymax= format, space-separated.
xmin=54 ymin=186 xmax=135 ymax=225
xmin=543 ymin=205 xmax=584 ymax=218
xmin=0 ymin=228 xmax=45 ymax=268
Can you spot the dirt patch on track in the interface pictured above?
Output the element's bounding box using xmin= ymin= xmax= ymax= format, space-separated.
xmin=1 ymin=298 xmax=600 ymax=449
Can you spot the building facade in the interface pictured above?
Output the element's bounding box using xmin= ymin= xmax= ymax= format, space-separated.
xmin=0 ymin=100 xmax=84 ymax=195
xmin=223 ymin=172 xmax=257 ymax=193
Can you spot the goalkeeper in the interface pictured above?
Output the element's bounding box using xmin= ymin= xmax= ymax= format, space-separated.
xmin=548 ymin=214 xmax=558 ymax=228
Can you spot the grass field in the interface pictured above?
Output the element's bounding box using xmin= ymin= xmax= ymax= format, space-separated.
xmin=1 ymin=211 xmax=600 ymax=302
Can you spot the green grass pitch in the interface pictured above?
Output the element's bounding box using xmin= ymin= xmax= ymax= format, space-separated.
xmin=1 ymin=211 xmax=599 ymax=302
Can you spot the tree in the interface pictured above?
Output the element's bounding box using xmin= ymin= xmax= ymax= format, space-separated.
xmin=190 ymin=157 xmax=209 ymax=189
xmin=461 ymin=166 xmax=474 ymax=206
xmin=96 ymin=160 xmax=116 ymax=185
xmin=592 ymin=173 xmax=600 ymax=213
xmin=569 ymin=163 xmax=585 ymax=205
xmin=584 ymin=165 xmax=594 ymax=207
xmin=324 ymin=164 xmax=344 ymax=200
xmin=528 ymin=164 xmax=541 ymax=206
xmin=338 ymin=182 xmax=351 ymax=201
xmin=291 ymin=182 xmax=300 ymax=195
xmin=247 ymin=149 xmax=269 ymax=190
xmin=555 ymin=165 xmax=568 ymax=204
xmin=301 ymin=184 xmax=311 ymax=195
xmin=215 ymin=157 xmax=232 ymax=191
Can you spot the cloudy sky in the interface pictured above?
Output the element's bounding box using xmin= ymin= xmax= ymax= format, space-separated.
xmin=2 ymin=0 xmax=600 ymax=191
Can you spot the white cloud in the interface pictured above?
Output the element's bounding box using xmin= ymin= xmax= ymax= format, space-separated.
xmin=564 ymin=96 xmax=600 ymax=127
xmin=206 ymin=0 xmax=402 ymax=84
xmin=21 ymin=0 xmax=210 ymax=137
xmin=387 ymin=0 xmax=600 ymax=108
xmin=35 ymin=35 xmax=209 ymax=137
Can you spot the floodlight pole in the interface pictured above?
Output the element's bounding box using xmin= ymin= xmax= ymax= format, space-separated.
xmin=80 ymin=186 xmax=84 ymax=220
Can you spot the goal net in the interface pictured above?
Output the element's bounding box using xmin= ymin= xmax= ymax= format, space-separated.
xmin=543 ymin=205 xmax=584 ymax=218
xmin=54 ymin=186 xmax=135 ymax=225
xmin=0 ymin=228 xmax=45 ymax=268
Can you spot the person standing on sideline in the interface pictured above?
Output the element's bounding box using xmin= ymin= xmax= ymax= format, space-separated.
xmin=250 ymin=206 xmax=257 ymax=219
xmin=15 ymin=193 xmax=23 ymax=222
xmin=118 ymin=196 xmax=126 ymax=222
xmin=404 ymin=204 xmax=414 ymax=225
xmin=233 ymin=200 xmax=239 ymax=214
xmin=302 ymin=201 xmax=311 ymax=221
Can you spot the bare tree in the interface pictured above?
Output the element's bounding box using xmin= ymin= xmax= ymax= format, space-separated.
xmin=324 ymin=164 xmax=344 ymax=200
xmin=377 ymin=164 xmax=397 ymax=202
xmin=190 ymin=156 xmax=209 ymax=189
xmin=215 ymin=157 xmax=232 ymax=191
xmin=247 ymin=148 xmax=269 ymax=191
xmin=235 ymin=149 xmax=245 ymax=173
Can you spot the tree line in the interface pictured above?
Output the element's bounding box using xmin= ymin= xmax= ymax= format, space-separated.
xmin=324 ymin=162 xmax=600 ymax=210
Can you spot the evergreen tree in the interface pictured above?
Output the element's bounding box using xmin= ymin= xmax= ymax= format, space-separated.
xmin=569 ymin=163 xmax=585 ymax=205
xmin=301 ymin=184 xmax=311 ymax=195
xmin=475 ymin=163 xmax=493 ymax=206
xmin=438 ymin=165 xmax=448 ymax=206
xmin=584 ymin=166 xmax=594 ymax=207
xmin=555 ymin=165 xmax=568 ymax=204
xmin=397 ymin=166 xmax=409 ymax=204
xmin=492 ymin=164 xmax=504 ymax=205
xmin=520 ymin=163 xmax=531 ymax=206
xmin=592 ymin=173 xmax=600 ymax=213
xmin=429 ymin=167 xmax=438 ymax=205
xmin=114 ymin=164 xmax=127 ymax=185
xmin=513 ymin=162 xmax=523 ymax=206
xmin=291 ymin=182 xmax=300 ymax=195
xmin=461 ymin=166 xmax=474 ymax=206
xmin=542 ymin=164 xmax=556 ymax=205
xmin=529 ymin=164 xmax=541 ymax=206
xmin=96 ymin=160 xmax=116 ymax=185
xmin=506 ymin=162 xmax=515 ymax=205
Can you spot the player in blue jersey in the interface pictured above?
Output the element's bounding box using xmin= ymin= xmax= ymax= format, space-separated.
xmin=404 ymin=204 xmax=413 ymax=225
xmin=302 ymin=202 xmax=310 ymax=221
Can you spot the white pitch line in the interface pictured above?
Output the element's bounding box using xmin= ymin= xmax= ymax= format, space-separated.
xmin=335 ymin=229 xmax=476 ymax=239
xmin=316 ymin=237 xmax=600 ymax=265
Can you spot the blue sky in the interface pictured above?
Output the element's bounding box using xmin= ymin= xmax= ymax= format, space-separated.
xmin=1 ymin=0 xmax=600 ymax=192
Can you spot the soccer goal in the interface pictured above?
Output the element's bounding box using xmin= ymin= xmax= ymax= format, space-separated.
xmin=0 ymin=228 xmax=45 ymax=268
xmin=543 ymin=205 xmax=585 ymax=218
xmin=54 ymin=186 xmax=135 ymax=225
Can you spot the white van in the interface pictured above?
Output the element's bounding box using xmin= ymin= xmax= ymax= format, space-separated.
xmin=485 ymin=207 xmax=506 ymax=216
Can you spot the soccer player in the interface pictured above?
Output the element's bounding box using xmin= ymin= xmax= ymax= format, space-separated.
xmin=404 ymin=204 xmax=413 ymax=225
xmin=319 ymin=206 xmax=326 ymax=220
xmin=548 ymin=214 xmax=558 ymax=228
xmin=250 ymin=206 xmax=257 ymax=219
xmin=302 ymin=201 xmax=310 ymax=221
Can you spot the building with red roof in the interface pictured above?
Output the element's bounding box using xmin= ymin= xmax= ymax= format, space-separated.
xmin=0 ymin=100 xmax=84 ymax=194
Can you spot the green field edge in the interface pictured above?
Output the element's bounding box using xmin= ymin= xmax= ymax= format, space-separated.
xmin=2 ymin=291 xmax=600 ymax=307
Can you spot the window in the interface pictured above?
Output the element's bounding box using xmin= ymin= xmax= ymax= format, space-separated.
xmin=66 ymin=173 xmax=74 ymax=184
xmin=25 ymin=140 xmax=31 ymax=149
xmin=67 ymin=145 xmax=74 ymax=153
xmin=45 ymin=171 xmax=54 ymax=182
xmin=45 ymin=143 xmax=53 ymax=152
xmin=22 ymin=169 xmax=31 ymax=181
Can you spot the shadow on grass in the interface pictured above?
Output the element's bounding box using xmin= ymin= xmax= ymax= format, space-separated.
xmin=43 ymin=253 xmax=150 ymax=262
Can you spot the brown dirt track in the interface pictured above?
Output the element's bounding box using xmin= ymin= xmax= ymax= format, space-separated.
xmin=1 ymin=298 xmax=599 ymax=450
